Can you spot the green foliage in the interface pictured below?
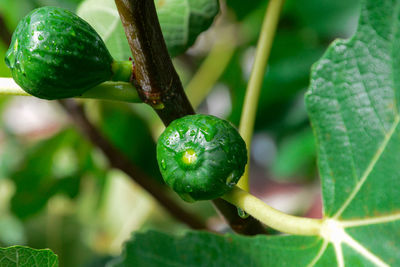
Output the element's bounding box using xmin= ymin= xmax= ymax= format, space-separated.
xmin=0 ymin=0 xmax=35 ymax=30
xmin=5 ymin=6 xmax=113 ymax=99
xmin=226 ymin=0 xmax=264 ymax=20
xmin=157 ymin=114 xmax=247 ymax=202
xmin=1 ymin=0 xmax=397 ymax=266
xmin=9 ymin=128 xmax=94 ymax=219
xmin=284 ymin=0 xmax=360 ymax=37
xmin=99 ymin=103 xmax=162 ymax=182
xmin=77 ymin=0 xmax=219 ymax=59
xmin=306 ymin=0 xmax=400 ymax=219
xmin=110 ymin=231 xmax=323 ymax=267
xmin=272 ymin=129 xmax=316 ymax=179
xmin=0 ymin=43 xmax=11 ymax=77
xmin=76 ymin=0 xmax=130 ymax=61
xmin=110 ymin=0 xmax=400 ymax=265
xmin=155 ymin=0 xmax=219 ymax=57
xmin=0 ymin=246 xmax=58 ymax=267
xmin=226 ymin=0 xmax=360 ymax=127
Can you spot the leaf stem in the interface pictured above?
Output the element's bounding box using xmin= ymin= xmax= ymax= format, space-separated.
xmin=0 ymin=78 xmax=141 ymax=103
xmin=222 ymin=186 xmax=322 ymax=235
xmin=238 ymin=0 xmax=285 ymax=191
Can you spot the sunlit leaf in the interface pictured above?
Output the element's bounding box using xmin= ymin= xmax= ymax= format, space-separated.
xmin=10 ymin=128 xmax=93 ymax=219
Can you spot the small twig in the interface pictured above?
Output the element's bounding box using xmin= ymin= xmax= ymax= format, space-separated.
xmin=115 ymin=0 xmax=194 ymax=125
xmin=58 ymin=99 xmax=208 ymax=230
xmin=114 ymin=0 xmax=267 ymax=235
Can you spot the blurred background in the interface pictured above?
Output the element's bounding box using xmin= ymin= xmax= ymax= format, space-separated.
xmin=0 ymin=0 xmax=360 ymax=266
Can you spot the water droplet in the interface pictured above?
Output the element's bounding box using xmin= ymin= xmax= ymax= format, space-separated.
xmin=237 ymin=208 xmax=249 ymax=219
xmin=225 ymin=172 xmax=236 ymax=186
xmin=38 ymin=35 xmax=44 ymax=41
xmin=160 ymin=159 xmax=167 ymax=170
xmin=13 ymin=39 xmax=18 ymax=51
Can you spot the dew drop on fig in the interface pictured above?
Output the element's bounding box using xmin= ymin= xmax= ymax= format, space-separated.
xmin=237 ymin=208 xmax=249 ymax=219
xmin=160 ymin=159 xmax=167 ymax=170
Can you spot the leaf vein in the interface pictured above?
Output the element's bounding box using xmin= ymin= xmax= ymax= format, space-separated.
xmin=341 ymin=212 xmax=400 ymax=228
xmin=333 ymin=115 xmax=400 ymax=218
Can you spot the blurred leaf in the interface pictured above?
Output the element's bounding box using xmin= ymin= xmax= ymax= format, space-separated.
xmin=0 ymin=0 xmax=35 ymax=31
xmin=10 ymin=128 xmax=93 ymax=219
xmin=155 ymin=0 xmax=219 ymax=57
xmin=225 ymin=0 xmax=360 ymax=128
xmin=0 ymin=215 xmax=25 ymax=245
xmin=226 ymin=30 xmax=324 ymax=127
xmin=109 ymin=230 xmax=324 ymax=267
xmin=77 ymin=0 xmax=130 ymax=61
xmin=0 ymin=42 xmax=11 ymax=77
xmin=77 ymin=0 xmax=219 ymax=59
xmin=0 ymin=0 xmax=84 ymax=31
xmin=225 ymin=0 xmax=265 ymax=21
xmin=284 ymin=0 xmax=360 ymax=37
xmin=0 ymin=246 xmax=58 ymax=267
xmin=33 ymin=0 xmax=83 ymax=11
xmin=272 ymin=128 xmax=315 ymax=179
xmin=0 ymin=133 xmax=24 ymax=179
xmin=99 ymin=103 xmax=162 ymax=182
xmin=24 ymin=213 xmax=93 ymax=267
